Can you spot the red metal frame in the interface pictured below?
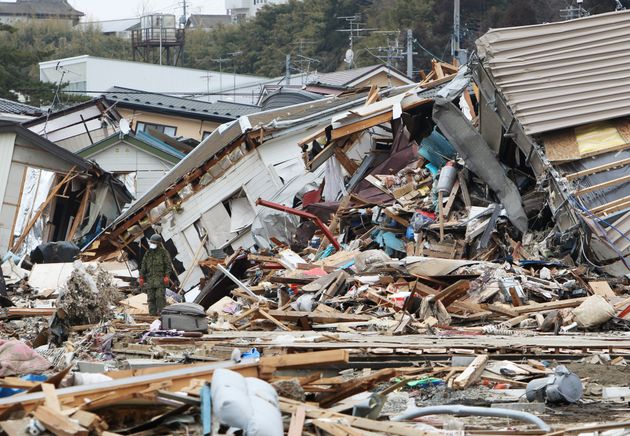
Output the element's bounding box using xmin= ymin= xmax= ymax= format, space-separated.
xmin=256 ymin=198 xmax=341 ymax=251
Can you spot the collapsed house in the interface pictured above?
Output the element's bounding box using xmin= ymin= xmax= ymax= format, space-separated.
xmin=473 ymin=10 xmax=630 ymax=276
xmin=0 ymin=12 xmax=630 ymax=436
xmin=85 ymin=91 xmax=373 ymax=290
xmin=0 ymin=121 xmax=132 ymax=257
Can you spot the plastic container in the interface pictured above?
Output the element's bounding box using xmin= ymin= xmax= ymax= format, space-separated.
xmin=436 ymin=161 xmax=458 ymax=194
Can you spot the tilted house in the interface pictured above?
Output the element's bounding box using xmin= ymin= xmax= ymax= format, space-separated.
xmin=0 ymin=121 xmax=132 ymax=256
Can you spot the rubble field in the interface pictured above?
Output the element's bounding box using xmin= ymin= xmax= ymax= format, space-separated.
xmin=1 ymin=10 xmax=630 ymax=436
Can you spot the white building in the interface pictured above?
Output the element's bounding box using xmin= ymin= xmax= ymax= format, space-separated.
xmin=39 ymin=55 xmax=270 ymax=103
xmin=225 ymin=0 xmax=289 ymax=22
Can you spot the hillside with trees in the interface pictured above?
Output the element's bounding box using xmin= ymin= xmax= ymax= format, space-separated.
xmin=0 ymin=0 xmax=624 ymax=105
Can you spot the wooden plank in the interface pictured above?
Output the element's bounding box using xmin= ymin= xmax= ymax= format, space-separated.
xmin=66 ymin=180 xmax=93 ymax=241
xmin=565 ymin=157 xmax=630 ymax=181
xmin=591 ymin=195 xmax=630 ymax=215
xmin=11 ymin=169 xmax=77 ymax=252
xmin=259 ymin=350 xmax=349 ymax=377
xmin=41 ymin=383 xmax=61 ymax=412
xmin=287 ymin=405 xmax=306 ymax=436
xmin=0 ymin=362 xmax=259 ymax=413
xmin=434 ymin=280 xmax=470 ymax=308
xmin=575 ymin=174 xmax=630 ymax=196
xmin=279 ymin=398 xmax=441 ymax=436
xmin=258 ymin=309 xmax=292 ymax=331
xmin=331 ymin=111 xmax=394 ymax=140
xmin=512 ymin=297 xmax=588 ymax=315
xmin=443 ymin=179 xmax=461 ymax=219
xmin=334 ymin=146 xmax=359 ymax=175
xmin=384 ymin=207 xmax=410 ymax=227
xmin=453 ymin=354 xmax=488 ymax=389
xmin=589 ymin=281 xmax=615 ymax=298
xmin=33 ymin=406 xmax=88 ymax=436
xmin=267 ymin=310 xmax=372 ymax=324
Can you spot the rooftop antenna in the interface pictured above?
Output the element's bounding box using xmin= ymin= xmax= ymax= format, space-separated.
xmin=336 ymin=14 xmax=374 ymax=68
xmin=292 ymin=39 xmax=319 ymax=84
xmin=365 ymin=31 xmax=405 ymax=88
xmin=560 ymin=0 xmax=589 ymax=20
xmin=212 ymin=57 xmax=231 ymax=98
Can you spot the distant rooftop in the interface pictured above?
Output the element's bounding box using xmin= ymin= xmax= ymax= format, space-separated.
xmin=0 ymin=97 xmax=44 ymax=117
xmin=0 ymin=0 xmax=84 ymax=18
xmin=187 ymin=14 xmax=231 ymax=28
xmin=103 ymin=86 xmax=260 ymax=121
xmin=309 ymin=64 xmax=412 ymax=89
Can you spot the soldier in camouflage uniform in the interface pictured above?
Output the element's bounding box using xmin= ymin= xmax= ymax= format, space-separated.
xmin=139 ymin=234 xmax=173 ymax=316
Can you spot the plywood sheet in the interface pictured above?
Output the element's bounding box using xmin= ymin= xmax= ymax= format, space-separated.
xmin=544 ymin=129 xmax=579 ymax=162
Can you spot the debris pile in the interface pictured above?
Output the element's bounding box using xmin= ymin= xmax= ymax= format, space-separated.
xmin=0 ymin=11 xmax=629 ymax=436
xmin=57 ymin=261 xmax=121 ymax=325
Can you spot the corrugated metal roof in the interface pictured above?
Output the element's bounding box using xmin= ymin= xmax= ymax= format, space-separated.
xmin=0 ymin=97 xmax=44 ymax=117
xmin=104 ymin=87 xmax=260 ymax=121
xmin=476 ymin=10 xmax=630 ymax=135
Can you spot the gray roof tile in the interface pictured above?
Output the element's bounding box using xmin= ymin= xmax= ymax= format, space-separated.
xmin=104 ymin=87 xmax=260 ymax=121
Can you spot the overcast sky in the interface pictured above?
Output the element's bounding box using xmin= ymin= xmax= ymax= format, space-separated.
xmin=68 ymin=0 xmax=226 ymax=21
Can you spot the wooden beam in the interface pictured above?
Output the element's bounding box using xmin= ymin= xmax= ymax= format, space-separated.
xmin=334 ymin=147 xmax=359 ymax=175
xmin=434 ymin=280 xmax=470 ymax=308
xmin=331 ymin=111 xmax=394 ymax=140
xmin=512 ymin=297 xmax=588 ymax=315
xmin=287 ymin=405 xmax=306 ymax=436
xmin=453 ymin=354 xmax=488 ymax=389
xmin=11 ymin=169 xmax=77 ymax=253
xmin=0 ymin=362 xmax=258 ymax=413
xmin=66 ymin=180 xmax=93 ymax=241
xmin=33 ymin=406 xmax=88 ymax=436
xmin=590 ymin=195 xmax=630 ymax=216
xmin=565 ymin=157 xmax=630 ymax=181
xmin=575 ymin=175 xmax=630 ymax=196
xmin=267 ymin=310 xmax=372 ymax=324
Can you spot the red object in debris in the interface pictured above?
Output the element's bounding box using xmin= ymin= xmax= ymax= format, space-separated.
xmin=417 ymin=210 xmax=437 ymax=221
xmin=619 ymin=303 xmax=630 ymax=319
xmin=256 ymin=198 xmax=341 ymax=251
xmin=303 ymin=267 xmax=328 ymax=277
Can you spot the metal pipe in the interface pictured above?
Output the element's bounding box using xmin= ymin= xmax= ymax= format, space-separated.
xmin=391 ymin=405 xmax=550 ymax=432
xmin=256 ymin=198 xmax=341 ymax=251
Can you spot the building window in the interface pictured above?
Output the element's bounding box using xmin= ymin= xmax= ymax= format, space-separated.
xmin=136 ymin=121 xmax=177 ymax=137
xmin=202 ymin=131 xmax=212 ymax=140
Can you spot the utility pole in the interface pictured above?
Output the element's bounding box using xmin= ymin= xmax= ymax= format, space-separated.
xmin=285 ymin=54 xmax=291 ymax=85
xmin=452 ymin=0 xmax=460 ymax=60
xmin=406 ymin=29 xmax=413 ymax=79
xmin=366 ymin=31 xmax=405 ymax=88
xmin=201 ymin=73 xmax=212 ymax=102
xmin=227 ymin=51 xmax=242 ymax=101
xmin=158 ymin=14 xmax=163 ymax=65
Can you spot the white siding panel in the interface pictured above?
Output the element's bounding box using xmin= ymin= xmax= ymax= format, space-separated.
xmin=169 ymin=152 xmax=276 ymax=232
xmin=0 ymin=133 xmax=16 ymax=221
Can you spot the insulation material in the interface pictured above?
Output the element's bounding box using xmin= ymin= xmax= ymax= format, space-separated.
xmin=575 ymin=121 xmax=626 ymax=156
xmin=13 ymin=168 xmax=55 ymax=256
xmin=229 ymin=197 xmax=256 ymax=233
xmin=57 ymin=261 xmax=121 ymax=325
xmin=322 ymin=156 xmax=347 ymax=201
